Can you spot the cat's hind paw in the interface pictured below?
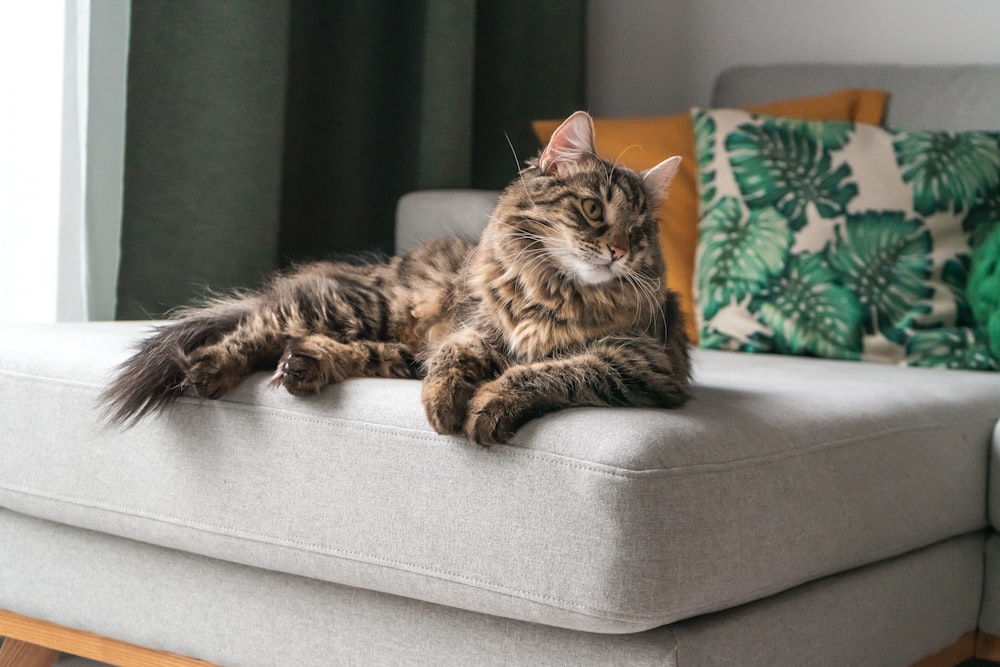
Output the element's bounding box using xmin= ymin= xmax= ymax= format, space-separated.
xmin=183 ymin=349 xmax=245 ymax=400
xmin=270 ymin=349 xmax=326 ymax=396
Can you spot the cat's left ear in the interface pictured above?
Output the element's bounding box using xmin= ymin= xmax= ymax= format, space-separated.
xmin=642 ymin=155 xmax=682 ymax=200
xmin=538 ymin=111 xmax=595 ymax=174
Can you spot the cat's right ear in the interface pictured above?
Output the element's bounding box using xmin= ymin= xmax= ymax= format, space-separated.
xmin=538 ymin=111 xmax=595 ymax=174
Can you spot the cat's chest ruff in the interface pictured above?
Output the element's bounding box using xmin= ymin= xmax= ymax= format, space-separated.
xmin=505 ymin=317 xmax=586 ymax=361
xmin=489 ymin=280 xmax=636 ymax=361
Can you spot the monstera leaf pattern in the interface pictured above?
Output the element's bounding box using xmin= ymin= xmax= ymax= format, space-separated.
xmin=781 ymin=116 xmax=854 ymax=151
xmin=697 ymin=197 xmax=790 ymax=319
xmin=827 ymin=212 xmax=933 ymax=343
xmin=695 ymin=111 xmax=717 ymax=207
xmin=726 ymin=118 xmax=857 ymax=231
xmin=893 ymin=130 xmax=1000 ymax=216
xmin=963 ymin=188 xmax=1000 ymax=247
xmin=941 ymin=254 xmax=976 ymax=328
xmin=906 ymin=329 xmax=997 ymax=370
xmin=693 ymin=107 xmax=1000 ymax=370
xmin=756 ymin=253 xmax=862 ymax=359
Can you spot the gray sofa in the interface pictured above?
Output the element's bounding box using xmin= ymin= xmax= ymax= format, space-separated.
xmin=2 ymin=64 xmax=1000 ymax=667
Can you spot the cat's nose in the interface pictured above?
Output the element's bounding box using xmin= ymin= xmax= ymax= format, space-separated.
xmin=609 ymin=244 xmax=628 ymax=261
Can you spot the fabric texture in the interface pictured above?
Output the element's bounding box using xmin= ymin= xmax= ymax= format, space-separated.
xmin=532 ymin=89 xmax=888 ymax=342
xmin=693 ymin=107 xmax=1000 ymax=369
xmin=395 ymin=190 xmax=500 ymax=253
xmin=117 ymin=1 xmax=290 ymax=320
xmin=988 ymin=422 xmax=1000 ymax=531
xmin=980 ymin=531 xmax=1000 ymax=637
xmin=0 ymin=510 xmax=984 ymax=667
xmin=0 ymin=509 xmax=981 ymax=667
xmin=672 ymin=532 xmax=983 ymax=667
xmin=1 ymin=321 xmax=997 ymax=633
xmin=0 ymin=509 xmax=679 ymax=667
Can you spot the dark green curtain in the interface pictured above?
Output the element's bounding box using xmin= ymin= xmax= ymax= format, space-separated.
xmin=115 ymin=0 xmax=585 ymax=320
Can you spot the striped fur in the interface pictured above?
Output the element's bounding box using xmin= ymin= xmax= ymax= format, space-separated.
xmin=102 ymin=111 xmax=690 ymax=445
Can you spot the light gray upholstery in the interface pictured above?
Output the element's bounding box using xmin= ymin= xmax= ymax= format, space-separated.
xmin=1 ymin=321 xmax=997 ymax=634
xmin=395 ymin=189 xmax=500 ymax=253
xmin=990 ymin=423 xmax=1000 ymax=530
xmin=981 ymin=532 xmax=1000 ymax=637
xmin=0 ymin=509 xmax=981 ymax=667
xmin=0 ymin=509 xmax=679 ymax=667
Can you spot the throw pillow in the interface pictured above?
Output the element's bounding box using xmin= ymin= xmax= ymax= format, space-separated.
xmin=533 ymin=89 xmax=888 ymax=343
xmin=692 ymin=107 xmax=1000 ymax=370
xmin=969 ymin=224 xmax=1000 ymax=363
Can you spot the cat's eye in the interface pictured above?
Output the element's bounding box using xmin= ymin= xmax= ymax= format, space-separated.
xmin=581 ymin=198 xmax=604 ymax=221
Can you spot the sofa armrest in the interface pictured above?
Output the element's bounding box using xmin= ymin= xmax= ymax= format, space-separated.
xmin=395 ymin=189 xmax=500 ymax=253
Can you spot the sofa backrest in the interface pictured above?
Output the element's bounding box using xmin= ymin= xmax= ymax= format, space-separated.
xmin=396 ymin=64 xmax=1000 ymax=252
xmin=395 ymin=189 xmax=501 ymax=254
xmin=712 ymin=64 xmax=1000 ymax=131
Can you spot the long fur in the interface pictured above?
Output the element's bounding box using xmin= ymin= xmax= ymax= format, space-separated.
xmin=102 ymin=112 xmax=691 ymax=444
xmin=101 ymin=308 xmax=241 ymax=421
xmin=101 ymin=301 xmax=251 ymax=423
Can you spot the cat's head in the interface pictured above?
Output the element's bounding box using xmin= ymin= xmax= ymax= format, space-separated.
xmin=490 ymin=111 xmax=681 ymax=288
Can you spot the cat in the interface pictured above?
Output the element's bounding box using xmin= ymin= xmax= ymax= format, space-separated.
xmin=102 ymin=111 xmax=691 ymax=445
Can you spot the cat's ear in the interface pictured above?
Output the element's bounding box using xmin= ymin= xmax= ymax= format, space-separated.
xmin=642 ymin=155 xmax=682 ymax=200
xmin=538 ymin=111 xmax=595 ymax=174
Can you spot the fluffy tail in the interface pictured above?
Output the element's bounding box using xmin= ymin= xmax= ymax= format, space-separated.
xmin=101 ymin=302 xmax=248 ymax=425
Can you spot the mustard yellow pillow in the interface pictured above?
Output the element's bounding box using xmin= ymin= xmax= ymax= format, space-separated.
xmin=533 ymin=89 xmax=889 ymax=343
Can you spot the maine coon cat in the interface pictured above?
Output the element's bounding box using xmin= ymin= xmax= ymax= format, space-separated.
xmin=103 ymin=111 xmax=691 ymax=445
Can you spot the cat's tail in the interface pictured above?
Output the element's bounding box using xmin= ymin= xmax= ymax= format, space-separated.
xmin=100 ymin=300 xmax=249 ymax=425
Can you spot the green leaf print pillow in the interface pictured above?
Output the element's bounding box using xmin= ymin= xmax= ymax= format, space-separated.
xmin=692 ymin=107 xmax=1000 ymax=370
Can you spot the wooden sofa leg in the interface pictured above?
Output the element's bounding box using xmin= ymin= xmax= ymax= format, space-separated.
xmin=977 ymin=631 xmax=1000 ymax=660
xmin=909 ymin=631 xmax=976 ymax=667
xmin=0 ymin=638 xmax=59 ymax=667
xmin=0 ymin=609 xmax=218 ymax=667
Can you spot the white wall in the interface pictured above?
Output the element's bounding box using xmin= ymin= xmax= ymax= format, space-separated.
xmin=587 ymin=0 xmax=1000 ymax=116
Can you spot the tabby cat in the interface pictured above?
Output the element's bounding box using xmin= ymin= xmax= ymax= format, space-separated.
xmin=103 ymin=111 xmax=691 ymax=445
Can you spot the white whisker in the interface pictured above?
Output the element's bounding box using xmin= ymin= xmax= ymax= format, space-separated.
xmin=504 ymin=131 xmax=535 ymax=207
xmin=612 ymin=144 xmax=642 ymax=171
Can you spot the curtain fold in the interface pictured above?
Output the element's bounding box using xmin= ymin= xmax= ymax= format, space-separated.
xmin=116 ymin=1 xmax=290 ymax=319
xmin=472 ymin=1 xmax=588 ymax=190
xmin=115 ymin=0 xmax=585 ymax=320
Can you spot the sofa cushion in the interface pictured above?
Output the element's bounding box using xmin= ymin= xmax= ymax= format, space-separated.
xmin=0 ymin=321 xmax=998 ymax=633
xmin=0 ymin=509 xmax=680 ymax=667
xmin=0 ymin=509 xmax=980 ymax=667
xmin=532 ymin=89 xmax=888 ymax=344
xmin=693 ymin=107 xmax=1000 ymax=369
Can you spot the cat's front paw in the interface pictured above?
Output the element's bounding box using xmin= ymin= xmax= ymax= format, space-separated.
xmin=464 ymin=380 xmax=524 ymax=446
xmin=422 ymin=372 xmax=475 ymax=436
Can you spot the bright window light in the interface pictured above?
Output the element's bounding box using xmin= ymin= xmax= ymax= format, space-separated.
xmin=0 ymin=4 xmax=66 ymax=323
